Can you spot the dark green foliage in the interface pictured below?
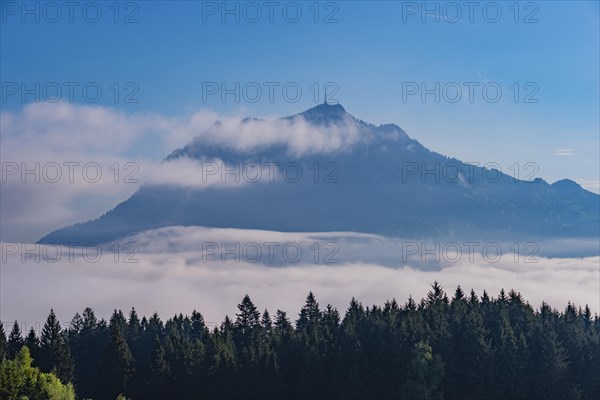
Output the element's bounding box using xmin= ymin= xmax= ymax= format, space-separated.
xmin=25 ymin=327 xmax=39 ymax=362
xmin=7 ymin=284 xmax=600 ymax=400
xmin=69 ymin=306 xmax=107 ymax=399
xmin=101 ymin=310 xmax=136 ymax=399
xmin=401 ymin=341 xmax=444 ymax=400
xmin=0 ymin=322 xmax=6 ymax=361
xmin=7 ymin=321 xmax=24 ymax=359
xmin=39 ymin=309 xmax=74 ymax=384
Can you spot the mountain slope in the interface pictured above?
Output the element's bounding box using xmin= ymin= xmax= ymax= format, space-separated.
xmin=39 ymin=103 xmax=600 ymax=244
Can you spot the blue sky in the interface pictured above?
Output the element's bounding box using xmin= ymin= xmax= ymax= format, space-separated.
xmin=1 ymin=0 xmax=599 ymax=191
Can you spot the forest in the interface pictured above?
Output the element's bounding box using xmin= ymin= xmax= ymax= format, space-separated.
xmin=1 ymin=282 xmax=599 ymax=400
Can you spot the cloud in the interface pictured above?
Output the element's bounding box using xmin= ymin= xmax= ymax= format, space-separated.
xmin=0 ymin=102 xmax=361 ymax=242
xmin=189 ymin=114 xmax=364 ymax=157
xmin=554 ymin=148 xmax=575 ymax=156
xmin=0 ymin=102 xmax=221 ymax=242
xmin=0 ymin=102 xmax=220 ymax=155
xmin=575 ymin=178 xmax=600 ymax=194
xmin=1 ymin=227 xmax=598 ymax=329
xmin=143 ymin=158 xmax=259 ymax=188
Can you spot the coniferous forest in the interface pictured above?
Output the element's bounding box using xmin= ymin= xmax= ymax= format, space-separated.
xmin=1 ymin=283 xmax=599 ymax=400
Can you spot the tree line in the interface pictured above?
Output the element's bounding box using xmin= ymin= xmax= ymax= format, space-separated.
xmin=1 ymin=282 xmax=599 ymax=400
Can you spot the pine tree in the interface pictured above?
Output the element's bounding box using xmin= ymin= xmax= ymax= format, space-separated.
xmin=272 ymin=309 xmax=294 ymax=396
xmin=274 ymin=310 xmax=292 ymax=336
xmin=209 ymin=316 xmax=237 ymax=398
xmin=498 ymin=288 xmax=508 ymax=303
xmin=320 ymin=304 xmax=341 ymax=398
xmin=424 ymin=282 xmax=451 ymax=364
xmin=0 ymin=321 xmax=6 ymax=360
xmin=190 ymin=310 xmax=207 ymax=342
xmin=235 ymin=295 xmax=261 ymax=355
xmin=258 ymin=308 xmax=277 ymax=397
xmin=146 ymin=335 xmax=170 ymax=399
xmin=82 ymin=307 xmax=98 ymax=332
xmin=128 ymin=308 xmax=141 ymax=345
xmin=469 ymin=289 xmax=479 ymax=305
xmin=3 ymin=287 xmax=599 ymax=399
xmin=24 ymin=328 xmax=39 ymax=366
xmin=7 ymin=321 xmax=24 ymax=359
xmin=492 ymin=310 xmax=521 ymax=398
xmin=445 ymin=286 xmax=494 ymax=399
xmin=401 ymin=341 xmax=444 ymax=400
xmin=529 ymin=304 xmax=571 ymax=399
xmin=296 ymin=292 xmax=322 ymax=334
xmin=294 ymin=292 xmax=325 ymax=398
xmin=39 ymin=309 xmax=74 ymax=383
xmin=453 ymin=285 xmax=465 ymax=303
xmin=338 ymin=298 xmax=366 ymax=399
xmin=70 ymin=307 xmax=106 ymax=399
xmin=101 ymin=311 xmax=135 ymax=399
xmin=426 ymin=281 xmax=449 ymax=307
xmin=583 ymin=305 xmax=592 ymax=327
xmin=481 ymin=290 xmax=491 ymax=304
xmin=232 ymin=295 xmax=262 ymax=396
xmin=69 ymin=313 xmax=83 ymax=338
xmin=261 ymin=309 xmax=273 ymax=335
xmin=126 ymin=307 xmax=144 ymax=396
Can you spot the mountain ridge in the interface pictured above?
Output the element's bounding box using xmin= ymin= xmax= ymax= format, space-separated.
xmin=38 ymin=104 xmax=599 ymax=245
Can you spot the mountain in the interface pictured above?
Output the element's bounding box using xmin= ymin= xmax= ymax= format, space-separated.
xmin=39 ymin=103 xmax=599 ymax=245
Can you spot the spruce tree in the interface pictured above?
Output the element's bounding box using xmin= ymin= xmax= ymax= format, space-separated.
xmin=401 ymin=341 xmax=444 ymax=400
xmin=128 ymin=307 xmax=141 ymax=345
xmin=424 ymin=282 xmax=451 ymax=368
xmin=101 ymin=311 xmax=135 ymax=399
xmin=0 ymin=321 xmax=6 ymax=360
xmin=146 ymin=335 xmax=170 ymax=399
xmin=529 ymin=304 xmax=571 ymax=399
xmin=7 ymin=321 xmax=24 ymax=359
xmin=261 ymin=309 xmax=273 ymax=335
xmin=233 ymin=295 xmax=262 ymax=396
xmin=236 ymin=295 xmax=261 ymax=334
xmin=39 ymin=309 xmax=74 ymax=383
xmin=272 ymin=309 xmax=294 ymax=395
xmin=234 ymin=295 xmax=261 ymax=355
xmin=296 ymin=292 xmax=321 ymax=334
xmin=24 ymin=327 xmax=39 ymax=365
xmin=69 ymin=313 xmax=83 ymax=337
xmin=3 ymin=287 xmax=599 ymax=399
xmin=493 ymin=310 xmax=521 ymax=398
xmin=71 ymin=307 xmax=105 ymax=399
xmin=338 ymin=298 xmax=366 ymax=399
xmin=190 ymin=310 xmax=207 ymax=342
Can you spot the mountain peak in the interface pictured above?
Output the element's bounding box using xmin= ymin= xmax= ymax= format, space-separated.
xmin=552 ymin=178 xmax=582 ymax=189
xmin=288 ymin=102 xmax=351 ymax=125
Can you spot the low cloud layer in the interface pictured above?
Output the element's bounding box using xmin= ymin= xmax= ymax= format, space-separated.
xmin=2 ymin=227 xmax=598 ymax=331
